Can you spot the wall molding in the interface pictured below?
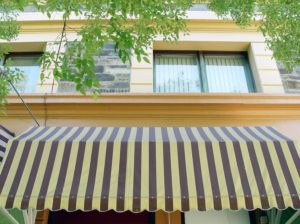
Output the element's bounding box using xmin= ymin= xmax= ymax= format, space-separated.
xmin=2 ymin=93 xmax=300 ymax=120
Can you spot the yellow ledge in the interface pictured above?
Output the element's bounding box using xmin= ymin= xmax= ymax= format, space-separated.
xmin=2 ymin=93 xmax=300 ymax=140
xmin=5 ymin=93 xmax=300 ymax=105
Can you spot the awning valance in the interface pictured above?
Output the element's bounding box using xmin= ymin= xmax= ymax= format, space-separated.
xmin=0 ymin=126 xmax=299 ymax=212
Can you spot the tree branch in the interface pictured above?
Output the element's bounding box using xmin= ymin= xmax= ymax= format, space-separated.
xmin=51 ymin=18 xmax=67 ymax=93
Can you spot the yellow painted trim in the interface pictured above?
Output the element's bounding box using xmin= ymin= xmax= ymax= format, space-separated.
xmin=2 ymin=94 xmax=300 ymax=121
xmin=18 ymin=20 xmax=259 ymax=34
xmin=131 ymin=83 xmax=153 ymax=85
xmin=5 ymin=93 xmax=300 ymax=104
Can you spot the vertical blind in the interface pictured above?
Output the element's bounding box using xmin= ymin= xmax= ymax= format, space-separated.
xmin=204 ymin=54 xmax=251 ymax=93
xmin=155 ymin=54 xmax=201 ymax=93
xmin=155 ymin=53 xmax=254 ymax=93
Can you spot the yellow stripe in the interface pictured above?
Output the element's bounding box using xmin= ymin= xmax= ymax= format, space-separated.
xmin=108 ymin=128 xmax=125 ymax=210
xmin=75 ymin=128 xmax=100 ymax=210
xmin=140 ymin=128 xmax=149 ymax=211
xmin=179 ymin=128 xmax=197 ymax=210
xmin=92 ymin=128 xmax=113 ymax=209
xmin=124 ymin=127 xmax=137 ymax=211
xmin=167 ymin=127 xmax=181 ymax=211
xmin=155 ymin=127 xmax=165 ymax=210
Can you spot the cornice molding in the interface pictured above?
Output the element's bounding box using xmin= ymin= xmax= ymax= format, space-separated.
xmin=2 ymin=93 xmax=300 ymax=120
xmin=19 ymin=20 xmax=259 ymax=33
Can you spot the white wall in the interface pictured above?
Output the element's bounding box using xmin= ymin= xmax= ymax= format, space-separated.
xmin=185 ymin=210 xmax=250 ymax=224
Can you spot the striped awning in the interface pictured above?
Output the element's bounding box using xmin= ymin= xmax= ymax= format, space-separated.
xmin=0 ymin=126 xmax=14 ymax=166
xmin=0 ymin=126 xmax=299 ymax=212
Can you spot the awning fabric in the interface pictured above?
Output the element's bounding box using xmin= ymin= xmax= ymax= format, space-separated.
xmin=0 ymin=126 xmax=14 ymax=165
xmin=0 ymin=126 xmax=299 ymax=212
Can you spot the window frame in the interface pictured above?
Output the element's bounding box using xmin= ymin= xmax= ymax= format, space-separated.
xmin=153 ymin=50 xmax=256 ymax=93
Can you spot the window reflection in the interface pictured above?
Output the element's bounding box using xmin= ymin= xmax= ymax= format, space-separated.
xmin=155 ymin=54 xmax=201 ymax=93
xmin=6 ymin=54 xmax=42 ymax=93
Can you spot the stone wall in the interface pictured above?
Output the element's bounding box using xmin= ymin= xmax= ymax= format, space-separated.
xmin=58 ymin=43 xmax=131 ymax=93
xmin=277 ymin=62 xmax=300 ymax=93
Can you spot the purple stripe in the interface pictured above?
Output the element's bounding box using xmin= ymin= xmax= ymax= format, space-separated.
xmin=0 ymin=125 xmax=15 ymax=137
xmin=173 ymin=128 xmax=190 ymax=211
xmin=0 ymin=135 xmax=9 ymax=143
xmin=149 ymin=128 xmax=157 ymax=211
xmin=116 ymin=128 xmax=131 ymax=211
xmin=132 ymin=128 xmax=143 ymax=212
xmin=100 ymin=128 xmax=120 ymax=211
xmin=161 ymin=128 xmax=173 ymax=212
xmin=0 ymin=146 xmax=6 ymax=153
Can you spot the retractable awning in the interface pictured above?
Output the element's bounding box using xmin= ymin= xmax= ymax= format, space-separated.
xmin=0 ymin=126 xmax=299 ymax=212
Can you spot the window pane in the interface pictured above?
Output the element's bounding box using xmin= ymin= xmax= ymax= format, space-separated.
xmin=204 ymin=54 xmax=252 ymax=93
xmin=277 ymin=62 xmax=300 ymax=94
xmin=8 ymin=55 xmax=41 ymax=93
xmin=155 ymin=54 xmax=201 ymax=93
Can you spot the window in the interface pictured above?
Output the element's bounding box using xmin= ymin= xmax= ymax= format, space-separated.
xmin=277 ymin=62 xmax=300 ymax=94
xmin=154 ymin=52 xmax=255 ymax=93
xmin=4 ymin=53 xmax=42 ymax=93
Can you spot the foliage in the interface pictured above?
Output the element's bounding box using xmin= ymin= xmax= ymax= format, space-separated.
xmin=0 ymin=209 xmax=25 ymax=224
xmin=0 ymin=62 xmax=24 ymax=113
xmin=0 ymin=0 xmax=300 ymax=108
xmin=34 ymin=0 xmax=192 ymax=94
xmin=0 ymin=0 xmax=192 ymax=101
xmin=209 ymin=0 xmax=300 ymax=70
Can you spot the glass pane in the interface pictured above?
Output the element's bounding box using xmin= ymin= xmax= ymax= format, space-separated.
xmin=8 ymin=55 xmax=41 ymax=93
xmin=277 ymin=62 xmax=300 ymax=93
xmin=155 ymin=54 xmax=201 ymax=93
xmin=204 ymin=54 xmax=251 ymax=93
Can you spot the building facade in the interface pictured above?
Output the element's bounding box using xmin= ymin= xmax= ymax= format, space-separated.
xmin=0 ymin=3 xmax=300 ymax=224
